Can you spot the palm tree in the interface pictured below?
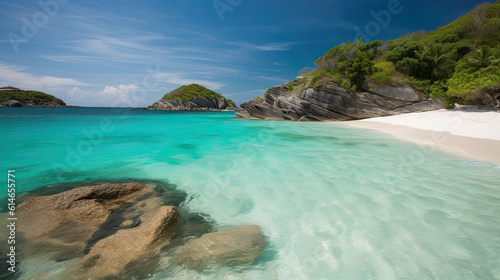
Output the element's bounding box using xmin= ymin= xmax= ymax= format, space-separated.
xmin=468 ymin=45 xmax=500 ymax=69
xmin=414 ymin=45 xmax=429 ymax=68
xmin=425 ymin=44 xmax=450 ymax=69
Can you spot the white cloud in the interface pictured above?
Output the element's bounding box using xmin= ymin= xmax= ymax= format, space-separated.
xmin=256 ymin=76 xmax=289 ymax=83
xmin=0 ymin=62 xmax=89 ymax=89
xmin=273 ymin=62 xmax=287 ymax=66
xmin=68 ymin=87 xmax=83 ymax=98
xmin=64 ymin=84 xmax=149 ymax=107
xmin=41 ymin=55 xmax=102 ymax=63
xmin=249 ymin=89 xmax=266 ymax=93
xmin=153 ymin=72 xmax=225 ymax=90
xmin=228 ymin=42 xmax=294 ymax=51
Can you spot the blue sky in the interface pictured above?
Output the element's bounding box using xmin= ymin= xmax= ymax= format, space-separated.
xmin=0 ymin=0 xmax=492 ymax=107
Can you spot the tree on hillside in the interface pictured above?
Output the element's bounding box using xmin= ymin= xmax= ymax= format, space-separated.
xmin=467 ymin=45 xmax=500 ymax=69
xmin=414 ymin=45 xmax=429 ymax=68
xmin=425 ymin=44 xmax=450 ymax=68
xmin=468 ymin=2 xmax=492 ymax=43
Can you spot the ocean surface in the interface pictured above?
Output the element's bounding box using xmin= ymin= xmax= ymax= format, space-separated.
xmin=1 ymin=107 xmax=499 ymax=279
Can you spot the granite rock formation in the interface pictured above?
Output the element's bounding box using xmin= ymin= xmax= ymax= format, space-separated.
xmin=148 ymin=96 xmax=236 ymax=111
xmin=237 ymin=79 xmax=445 ymax=121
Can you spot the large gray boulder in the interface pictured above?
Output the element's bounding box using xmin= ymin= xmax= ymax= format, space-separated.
xmin=361 ymin=81 xmax=426 ymax=102
xmin=172 ymin=225 xmax=266 ymax=269
xmin=191 ymin=97 xmax=217 ymax=108
xmin=147 ymin=97 xmax=236 ymax=111
xmin=237 ymin=81 xmax=445 ymax=121
xmin=3 ymin=100 xmax=22 ymax=107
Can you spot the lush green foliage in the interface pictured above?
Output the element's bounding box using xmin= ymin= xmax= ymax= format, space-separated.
xmin=448 ymin=48 xmax=500 ymax=96
xmin=0 ymin=90 xmax=63 ymax=103
xmin=370 ymin=61 xmax=394 ymax=85
xmin=162 ymin=84 xmax=236 ymax=107
xmin=295 ymin=1 xmax=500 ymax=106
xmin=254 ymin=96 xmax=265 ymax=102
xmin=313 ymin=39 xmax=381 ymax=90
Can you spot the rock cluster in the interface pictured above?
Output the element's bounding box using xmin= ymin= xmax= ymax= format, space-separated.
xmin=1 ymin=99 xmax=66 ymax=107
xmin=15 ymin=182 xmax=265 ymax=279
xmin=237 ymin=79 xmax=445 ymax=121
xmin=147 ymin=97 xmax=237 ymax=111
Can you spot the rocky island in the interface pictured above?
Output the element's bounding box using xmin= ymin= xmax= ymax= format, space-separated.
xmin=147 ymin=84 xmax=238 ymax=111
xmin=0 ymin=86 xmax=67 ymax=107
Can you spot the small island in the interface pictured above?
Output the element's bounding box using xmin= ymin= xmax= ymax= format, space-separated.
xmin=0 ymin=86 xmax=67 ymax=107
xmin=146 ymin=84 xmax=238 ymax=111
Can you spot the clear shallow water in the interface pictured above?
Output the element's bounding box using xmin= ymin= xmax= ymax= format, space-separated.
xmin=1 ymin=107 xmax=499 ymax=279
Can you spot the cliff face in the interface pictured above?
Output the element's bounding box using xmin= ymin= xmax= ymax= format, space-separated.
xmin=236 ymin=80 xmax=445 ymax=121
xmin=148 ymin=96 xmax=236 ymax=111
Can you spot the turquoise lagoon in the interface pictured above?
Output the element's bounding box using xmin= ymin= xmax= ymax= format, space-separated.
xmin=1 ymin=107 xmax=499 ymax=279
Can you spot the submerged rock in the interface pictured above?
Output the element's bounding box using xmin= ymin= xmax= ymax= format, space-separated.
xmin=237 ymin=79 xmax=445 ymax=121
xmin=18 ymin=183 xmax=148 ymax=239
xmin=17 ymin=183 xmax=172 ymax=275
xmin=14 ymin=180 xmax=267 ymax=279
xmin=62 ymin=206 xmax=179 ymax=280
xmin=172 ymin=225 xmax=267 ymax=269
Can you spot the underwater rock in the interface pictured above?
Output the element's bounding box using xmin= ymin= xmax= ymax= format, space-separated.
xmin=15 ymin=181 xmax=266 ymax=278
xmin=172 ymin=225 xmax=266 ymax=269
xmin=62 ymin=206 xmax=179 ymax=280
xmin=17 ymin=183 xmax=151 ymax=258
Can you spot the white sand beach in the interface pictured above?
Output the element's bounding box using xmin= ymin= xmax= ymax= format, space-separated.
xmin=344 ymin=108 xmax=500 ymax=164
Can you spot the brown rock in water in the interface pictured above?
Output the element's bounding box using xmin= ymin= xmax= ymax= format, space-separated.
xmin=62 ymin=206 xmax=179 ymax=280
xmin=172 ymin=225 xmax=266 ymax=269
xmin=17 ymin=183 xmax=154 ymax=259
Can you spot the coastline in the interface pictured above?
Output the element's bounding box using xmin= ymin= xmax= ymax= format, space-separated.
xmin=342 ymin=108 xmax=500 ymax=164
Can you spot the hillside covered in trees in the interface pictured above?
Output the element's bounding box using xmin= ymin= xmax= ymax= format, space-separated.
xmin=291 ymin=1 xmax=500 ymax=108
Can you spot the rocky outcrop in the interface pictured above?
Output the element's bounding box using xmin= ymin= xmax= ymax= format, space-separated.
xmin=3 ymin=100 xmax=22 ymax=107
xmin=15 ymin=182 xmax=267 ymax=279
xmin=1 ymin=99 xmax=67 ymax=107
xmin=17 ymin=183 xmax=159 ymax=259
xmin=481 ymin=83 xmax=500 ymax=109
xmin=62 ymin=206 xmax=179 ymax=280
xmin=236 ymin=79 xmax=445 ymax=121
xmin=172 ymin=225 xmax=266 ymax=269
xmin=147 ymin=96 xmax=237 ymax=111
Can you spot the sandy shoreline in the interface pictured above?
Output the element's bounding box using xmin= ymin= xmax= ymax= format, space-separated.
xmin=343 ymin=108 xmax=500 ymax=164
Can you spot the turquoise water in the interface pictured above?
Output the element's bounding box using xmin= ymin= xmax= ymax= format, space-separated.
xmin=1 ymin=107 xmax=500 ymax=279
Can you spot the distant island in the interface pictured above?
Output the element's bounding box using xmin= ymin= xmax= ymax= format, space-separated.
xmin=147 ymin=84 xmax=238 ymax=111
xmin=0 ymin=86 xmax=67 ymax=107
xmin=238 ymin=1 xmax=500 ymax=121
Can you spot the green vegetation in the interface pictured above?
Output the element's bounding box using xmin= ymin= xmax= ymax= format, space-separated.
xmin=162 ymin=84 xmax=236 ymax=107
xmin=254 ymin=96 xmax=265 ymax=102
xmin=0 ymin=90 xmax=63 ymax=104
xmin=290 ymin=1 xmax=500 ymax=107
